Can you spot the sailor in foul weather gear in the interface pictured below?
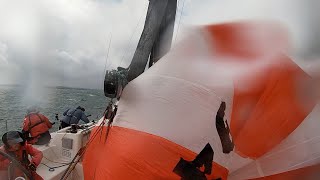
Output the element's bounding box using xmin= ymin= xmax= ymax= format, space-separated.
xmin=22 ymin=106 xmax=53 ymax=145
xmin=0 ymin=131 xmax=43 ymax=180
xmin=60 ymin=106 xmax=89 ymax=129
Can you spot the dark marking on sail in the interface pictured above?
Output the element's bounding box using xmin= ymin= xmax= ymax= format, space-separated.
xmin=173 ymin=143 xmax=221 ymax=180
xmin=216 ymin=101 xmax=234 ymax=154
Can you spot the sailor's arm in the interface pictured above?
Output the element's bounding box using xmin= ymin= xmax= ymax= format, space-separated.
xmin=26 ymin=144 xmax=43 ymax=167
xmin=41 ymin=114 xmax=53 ymax=129
xmin=81 ymin=113 xmax=90 ymax=123
xmin=63 ymin=109 xmax=70 ymax=116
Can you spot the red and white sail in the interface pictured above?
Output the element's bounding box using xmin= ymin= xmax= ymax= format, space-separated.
xmin=83 ymin=21 xmax=319 ymax=179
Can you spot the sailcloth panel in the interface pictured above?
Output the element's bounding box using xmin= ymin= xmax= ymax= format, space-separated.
xmin=228 ymin=104 xmax=320 ymax=179
xmin=82 ymin=126 xmax=228 ymax=179
xmin=83 ymin=21 xmax=319 ymax=179
xmin=205 ymin=23 xmax=317 ymax=159
xmin=251 ymin=164 xmax=320 ymax=180
xmin=230 ymin=53 xmax=316 ymax=158
xmin=113 ymin=26 xmax=250 ymax=172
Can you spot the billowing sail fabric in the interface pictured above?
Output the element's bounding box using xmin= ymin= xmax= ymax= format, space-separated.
xmin=205 ymin=23 xmax=317 ymax=158
xmin=83 ymin=21 xmax=319 ymax=179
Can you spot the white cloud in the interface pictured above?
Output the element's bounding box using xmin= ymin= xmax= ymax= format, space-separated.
xmin=0 ymin=0 xmax=319 ymax=89
xmin=181 ymin=0 xmax=320 ymax=58
xmin=0 ymin=0 xmax=148 ymax=89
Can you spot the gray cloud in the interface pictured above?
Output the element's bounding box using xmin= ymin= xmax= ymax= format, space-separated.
xmin=0 ymin=0 xmax=148 ymax=89
xmin=0 ymin=42 xmax=8 ymax=64
xmin=0 ymin=0 xmax=319 ymax=91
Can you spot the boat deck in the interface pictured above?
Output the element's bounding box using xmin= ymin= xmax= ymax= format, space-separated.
xmin=34 ymin=122 xmax=97 ymax=180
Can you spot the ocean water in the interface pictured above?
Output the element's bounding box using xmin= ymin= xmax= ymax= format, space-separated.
xmin=0 ymin=85 xmax=109 ymax=139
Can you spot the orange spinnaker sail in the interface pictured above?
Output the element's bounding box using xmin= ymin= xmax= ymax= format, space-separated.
xmin=83 ymin=21 xmax=319 ymax=179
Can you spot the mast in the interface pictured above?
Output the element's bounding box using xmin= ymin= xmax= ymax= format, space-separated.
xmin=103 ymin=0 xmax=177 ymax=99
xmin=127 ymin=0 xmax=177 ymax=82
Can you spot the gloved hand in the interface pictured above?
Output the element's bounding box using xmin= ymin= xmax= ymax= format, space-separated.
xmin=28 ymin=163 xmax=36 ymax=171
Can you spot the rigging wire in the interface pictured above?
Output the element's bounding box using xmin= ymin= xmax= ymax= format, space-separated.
xmin=173 ymin=0 xmax=186 ymax=45
xmin=90 ymin=101 xmax=115 ymax=180
xmin=119 ymin=2 xmax=149 ymax=67
xmin=43 ymin=156 xmax=70 ymax=165
xmin=60 ymin=122 xmax=106 ymax=179
xmin=41 ymin=162 xmax=71 ymax=172
xmin=60 ymin=1 xmax=182 ymax=179
xmin=60 ymin=106 xmax=110 ymax=180
xmin=104 ymin=33 xmax=113 ymax=71
xmin=100 ymin=32 xmax=113 ymax=88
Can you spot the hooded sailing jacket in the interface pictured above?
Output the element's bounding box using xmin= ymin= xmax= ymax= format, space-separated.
xmin=22 ymin=112 xmax=52 ymax=138
xmin=61 ymin=108 xmax=89 ymax=125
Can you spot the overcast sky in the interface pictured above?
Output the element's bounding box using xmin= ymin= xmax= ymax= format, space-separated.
xmin=0 ymin=0 xmax=319 ymax=89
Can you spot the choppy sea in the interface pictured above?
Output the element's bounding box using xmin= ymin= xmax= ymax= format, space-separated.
xmin=0 ymin=85 xmax=109 ymax=139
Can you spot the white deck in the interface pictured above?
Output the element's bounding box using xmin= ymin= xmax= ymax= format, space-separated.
xmin=35 ymin=122 xmax=97 ymax=180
